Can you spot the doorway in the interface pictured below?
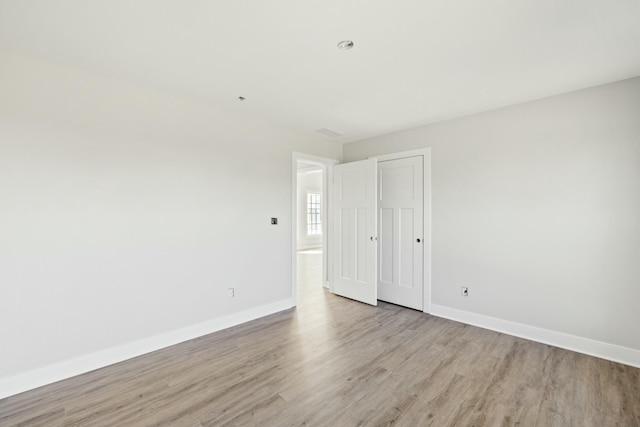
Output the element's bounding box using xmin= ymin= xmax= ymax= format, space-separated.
xmin=291 ymin=152 xmax=338 ymax=306
xmin=296 ymin=161 xmax=324 ymax=300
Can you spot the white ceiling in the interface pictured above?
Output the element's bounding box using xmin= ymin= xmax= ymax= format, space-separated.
xmin=1 ymin=0 xmax=639 ymax=143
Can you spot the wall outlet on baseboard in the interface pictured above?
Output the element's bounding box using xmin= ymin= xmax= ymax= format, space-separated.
xmin=228 ymin=288 xmax=235 ymax=297
xmin=461 ymin=287 xmax=469 ymax=297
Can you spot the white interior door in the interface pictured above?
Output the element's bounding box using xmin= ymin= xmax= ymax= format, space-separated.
xmin=332 ymin=159 xmax=378 ymax=306
xmin=377 ymin=156 xmax=423 ymax=310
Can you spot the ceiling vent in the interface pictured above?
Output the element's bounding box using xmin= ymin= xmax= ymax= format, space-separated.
xmin=316 ymin=128 xmax=343 ymax=138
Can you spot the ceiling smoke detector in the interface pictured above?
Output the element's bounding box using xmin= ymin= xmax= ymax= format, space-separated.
xmin=337 ymin=40 xmax=354 ymax=50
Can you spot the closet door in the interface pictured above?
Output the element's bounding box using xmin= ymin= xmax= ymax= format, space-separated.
xmin=332 ymin=159 xmax=378 ymax=306
xmin=378 ymin=156 xmax=423 ymax=310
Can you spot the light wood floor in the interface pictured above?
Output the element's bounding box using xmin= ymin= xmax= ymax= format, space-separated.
xmin=1 ymin=250 xmax=639 ymax=426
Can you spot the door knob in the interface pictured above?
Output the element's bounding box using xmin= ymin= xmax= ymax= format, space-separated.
xmin=416 ymin=238 xmax=421 ymax=243
xmin=370 ymin=236 xmax=378 ymax=241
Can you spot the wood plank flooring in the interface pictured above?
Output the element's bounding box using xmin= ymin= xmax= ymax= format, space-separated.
xmin=1 ymin=250 xmax=639 ymax=426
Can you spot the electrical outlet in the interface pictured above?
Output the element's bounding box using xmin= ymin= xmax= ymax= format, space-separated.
xmin=228 ymin=288 xmax=235 ymax=297
xmin=461 ymin=287 xmax=469 ymax=297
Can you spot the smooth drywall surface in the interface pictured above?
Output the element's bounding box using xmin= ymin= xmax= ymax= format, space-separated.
xmin=344 ymin=77 xmax=640 ymax=351
xmin=296 ymin=169 xmax=323 ymax=249
xmin=0 ymin=45 xmax=341 ymax=381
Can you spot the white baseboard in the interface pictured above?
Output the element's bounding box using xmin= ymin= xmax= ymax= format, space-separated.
xmin=430 ymin=304 xmax=640 ymax=369
xmin=0 ymin=298 xmax=295 ymax=400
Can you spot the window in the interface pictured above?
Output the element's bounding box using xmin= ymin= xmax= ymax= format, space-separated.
xmin=307 ymin=193 xmax=322 ymax=235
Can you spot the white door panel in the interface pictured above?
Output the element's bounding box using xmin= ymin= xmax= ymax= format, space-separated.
xmin=379 ymin=208 xmax=394 ymax=285
xmin=332 ymin=159 xmax=377 ymax=306
xmin=378 ymin=156 xmax=423 ymax=310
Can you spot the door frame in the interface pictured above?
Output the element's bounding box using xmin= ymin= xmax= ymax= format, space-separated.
xmin=291 ymin=152 xmax=339 ymax=306
xmin=369 ymin=148 xmax=432 ymax=313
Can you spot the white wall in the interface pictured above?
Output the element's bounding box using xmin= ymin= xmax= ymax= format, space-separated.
xmin=344 ymin=77 xmax=640 ymax=357
xmin=0 ymin=45 xmax=341 ymax=394
xmin=296 ymin=168 xmax=323 ymax=249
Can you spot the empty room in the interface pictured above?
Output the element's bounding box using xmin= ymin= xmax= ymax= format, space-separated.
xmin=1 ymin=1 xmax=639 ymax=426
